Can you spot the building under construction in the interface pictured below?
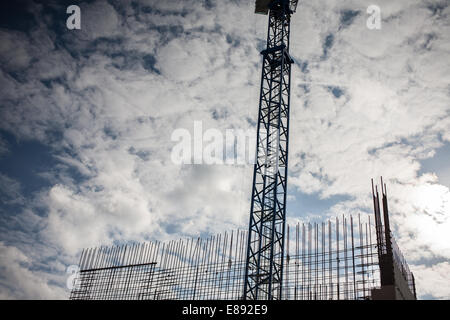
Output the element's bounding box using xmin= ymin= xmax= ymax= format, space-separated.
xmin=70 ymin=180 xmax=417 ymax=300
xmin=70 ymin=0 xmax=417 ymax=300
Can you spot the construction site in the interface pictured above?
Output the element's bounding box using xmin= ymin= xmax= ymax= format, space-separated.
xmin=70 ymin=0 xmax=417 ymax=300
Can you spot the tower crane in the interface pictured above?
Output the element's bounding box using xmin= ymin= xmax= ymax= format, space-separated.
xmin=244 ymin=0 xmax=299 ymax=300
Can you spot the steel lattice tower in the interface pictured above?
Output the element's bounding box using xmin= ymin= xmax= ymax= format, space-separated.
xmin=244 ymin=0 xmax=298 ymax=300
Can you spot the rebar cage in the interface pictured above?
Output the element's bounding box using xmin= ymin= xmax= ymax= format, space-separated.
xmin=69 ymin=214 xmax=404 ymax=300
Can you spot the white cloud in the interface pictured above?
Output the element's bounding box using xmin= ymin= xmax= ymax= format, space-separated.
xmin=157 ymin=37 xmax=217 ymax=82
xmin=412 ymin=261 xmax=450 ymax=299
xmin=0 ymin=242 xmax=66 ymax=299
xmin=389 ymin=180 xmax=450 ymax=261
xmin=0 ymin=30 xmax=32 ymax=71
xmin=77 ymin=1 xmax=121 ymax=40
xmin=0 ymin=173 xmax=24 ymax=206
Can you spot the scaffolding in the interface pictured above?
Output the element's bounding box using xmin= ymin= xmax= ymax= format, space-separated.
xmin=70 ymin=215 xmax=391 ymax=300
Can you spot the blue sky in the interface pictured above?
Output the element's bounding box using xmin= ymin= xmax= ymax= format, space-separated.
xmin=420 ymin=142 xmax=450 ymax=188
xmin=0 ymin=0 xmax=449 ymax=299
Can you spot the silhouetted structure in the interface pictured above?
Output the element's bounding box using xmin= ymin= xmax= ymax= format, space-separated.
xmin=70 ymin=180 xmax=417 ymax=300
xmin=244 ymin=0 xmax=299 ymax=300
xmin=370 ymin=178 xmax=416 ymax=300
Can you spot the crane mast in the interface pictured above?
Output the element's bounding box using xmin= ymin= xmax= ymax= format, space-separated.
xmin=244 ymin=0 xmax=298 ymax=300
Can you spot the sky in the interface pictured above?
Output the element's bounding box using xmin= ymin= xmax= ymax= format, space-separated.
xmin=0 ymin=0 xmax=449 ymax=299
